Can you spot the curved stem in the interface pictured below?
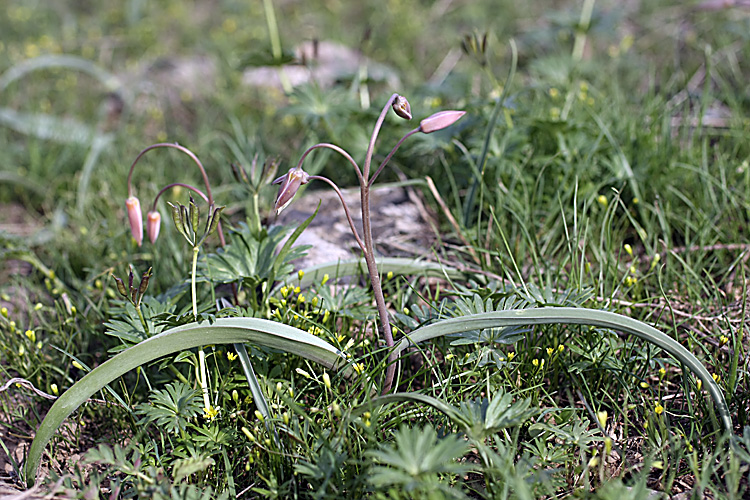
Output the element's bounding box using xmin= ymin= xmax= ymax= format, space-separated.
xmin=360 ymin=183 xmax=396 ymax=393
xmin=127 ymin=142 xmax=225 ymax=246
xmin=151 ymin=183 xmax=209 ymax=212
xmin=363 ymin=93 xmax=399 ymax=181
xmin=368 ymin=128 xmax=420 ymax=187
xmin=308 ymin=175 xmax=367 ymax=255
xmin=297 ymin=143 xmax=365 ymax=186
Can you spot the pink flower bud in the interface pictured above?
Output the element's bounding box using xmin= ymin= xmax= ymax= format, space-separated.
xmin=419 ymin=110 xmax=466 ymax=134
xmin=273 ymin=168 xmax=310 ymax=215
xmin=126 ymin=196 xmax=143 ymax=246
xmin=391 ymin=95 xmax=412 ymax=120
xmin=147 ymin=210 xmax=161 ymax=244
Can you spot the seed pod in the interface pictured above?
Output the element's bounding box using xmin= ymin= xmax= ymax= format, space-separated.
xmin=111 ymin=275 xmax=128 ymax=298
xmin=189 ymin=196 xmax=199 ymax=233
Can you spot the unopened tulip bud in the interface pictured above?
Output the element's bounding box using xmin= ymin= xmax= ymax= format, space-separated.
xmin=146 ymin=211 xmax=161 ymax=244
xmin=392 ymin=95 xmax=412 ymax=120
xmin=419 ymin=110 xmax=466 ymax=134
xmin=273 ymin=168 xmax=310 ymax=215
xmin=126 ymin=196 xmax=143 ymax=246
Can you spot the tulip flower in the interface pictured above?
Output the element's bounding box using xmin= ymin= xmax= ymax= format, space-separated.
xmin=419 ymin=110 xmax=466 ymax=134
xmin=125 ymin=196 xmax=144 ymax=246
xmin=146 ymin=210 xmax=162 ymax=244
xmin=273 ymin=168 xmax=310 ymax=215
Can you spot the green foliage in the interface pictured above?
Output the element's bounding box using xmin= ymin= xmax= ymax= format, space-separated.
xmin=135 ymin=382 xmax=203 ymax=436
xmin=366 ymin=424 xmax=471 ymax=500
xmin=3 ymin=0 xmax=750 ymax=497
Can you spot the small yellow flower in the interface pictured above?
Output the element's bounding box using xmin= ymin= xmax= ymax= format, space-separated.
xmin=332 ymin=402 xmax=342 ymax=417
xmin=17 ymin=345 xmax=25 ymax=357
xmin=718 ymin=335 xmax=729 ymax=347
xmin=294 ymin=286 xmax=301 ymax=294
xmin=283 ymin=412 xmax=290 ymax=425
xmin=712 ymin=373 xmax=721 ymax=383
xmin=204 ymin=405 xmax=219 ymax=420
xmin=311 ymin=296 xmax=319 ymax=307
xmin=254 ymin=410 xmax=264 ymax=422
xmin=640 ymin=381 xmax=649 ymax=389
xmin=227 ymin=351 xmax=238 ymax=361
xmin=280 ymin=286 xmax=289 ymax=297
xmin=34 ymin=302 xmax=43 ymax=310
xmin=624 ymin=244 xmax=633 ymax=257
xmin=295 ymin=367 xmax=311 ymax=379
xmin=392 ymin=326 xmax=399 ymax=335
xmin=50 ymin=383 xmax=59 ymax=396
xmin=232 ymin=389 xmax=239 ymax=402
xmin=696 ymin=379 xmax=703 ymax=391
xmin=507 ymin=352 xmax=515 ymax=361
xmin=72 ymin=360 xmax=83 ymax=370
xmin=322 ymin=310 xmax=330 ymax=323
xmin=25 ymin=330 xmax=36 ymax=343
xmin=321 ymin=273 xmax=329 ymax=285
xmin=546 ymin=347 xmax=554 ymax=356
xmin=1 ymin=307 xmax=7 ymax=317
xmin=597 ymin=195 xmax=608 ymax=207
xmin=386 ymin=271 xmax=394 ymax=280
xmin=297 ymin=295 xmax=305 ymax=303
xmin=549 ymin=87 xmax=559 ymax=98
xmin=352 ymin=362 xmax=365 ymax=375
xmin=403 ymin=307 xmax=410 ymax=315
xmin=654 ymin=403 xmax=664 ymax=415
xmin=322 ymin=372 xmax=331 ymax=390
xmin=558 ymin=345 xmax=565 ymax=353
xmin=298 ymin=270 xmax=305 ymax=280
xmin=643 ymin=420 xmax=649 ymax=430
xmin=658 ymin=367 xmax=666 ymax=379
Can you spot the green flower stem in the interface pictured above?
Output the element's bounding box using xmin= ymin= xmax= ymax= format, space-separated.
xmin=191 ymin=246 xmax=199 ymax=319
xmin=190 ymin=244 xmax=210 ymax=410
xmin=135 ymin=304 xmax=149 ymax=336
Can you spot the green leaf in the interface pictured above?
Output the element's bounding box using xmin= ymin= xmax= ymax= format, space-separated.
xmin=25 ymin=317 xmax=349 ymax=486
xmin=394 ymin=307 xmax=732 ymax=434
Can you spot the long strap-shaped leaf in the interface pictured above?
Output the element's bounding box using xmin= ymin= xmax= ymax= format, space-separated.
xmin=393 ymin=308 xmax=732 ymax=434
xmin=25 ymin=317 xmax=347 ymax=486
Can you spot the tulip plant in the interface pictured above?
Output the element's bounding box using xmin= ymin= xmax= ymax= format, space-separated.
xmin=272 ymin=93 xmax=465 ymax=392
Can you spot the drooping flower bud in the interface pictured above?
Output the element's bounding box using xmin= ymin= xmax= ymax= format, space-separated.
xmin=146 ymin=211 xmax=161 ymax=244
xmin=126 ymin=196 xmax=143 ymax=246
xmin=419 ymin=110 xmax=466 ymax=134
xmin=391 ymin=95 xmax=412 ymax=120
xmin=272 ymin=168 xmax=310 ymax=215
